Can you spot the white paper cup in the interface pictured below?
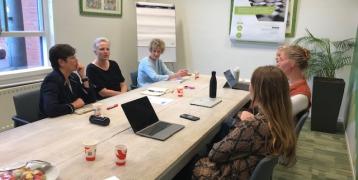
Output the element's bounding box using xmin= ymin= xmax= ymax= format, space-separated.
xmin=176 ymin=86 xmax=184 ymax=97
xmin=115 ymin=145 xmax=127 ymax=166
xmin=194 ymin=71 xmax=199 ymax=79
xmin=83 ymin=140 xmax=98 ymax=161
xmin=92 ymin=103 xmax=103 ymax=116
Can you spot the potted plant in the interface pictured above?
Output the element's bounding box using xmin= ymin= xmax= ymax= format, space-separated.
xmin=294 ymin=29 xmax=355 ymax=133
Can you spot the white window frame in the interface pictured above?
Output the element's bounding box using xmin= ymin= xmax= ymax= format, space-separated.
xmin=0 ymin=0 xmax=54 ymax=87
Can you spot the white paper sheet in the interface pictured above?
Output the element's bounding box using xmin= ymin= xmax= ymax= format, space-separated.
xmin=148 ymin=96 xmax=173 ymax=105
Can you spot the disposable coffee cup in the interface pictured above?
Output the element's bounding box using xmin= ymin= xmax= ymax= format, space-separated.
xmin=176 ymin=86 xmax=184 ymax=97
xmin=115 ymin=145 xmax=127 ymax=166
xmin=83 ymin=140 xmax=98 ymax=161
xmin=194 ymin=71 xmax=199 ymax=79
xmin=92 ymin=103 xmax=103 ymax=116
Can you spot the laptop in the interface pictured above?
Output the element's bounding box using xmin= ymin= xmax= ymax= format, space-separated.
xmin=223 ymin=70 xmax=249 ymax=91
xmin=190 ymin=97 xmax=222 ymax=108
xmin=121 ymin=96 xmax=185 ymax=141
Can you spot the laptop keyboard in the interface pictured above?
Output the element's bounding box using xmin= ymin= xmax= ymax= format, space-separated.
xmin=141 ymin=121 xmax=171 ymax=136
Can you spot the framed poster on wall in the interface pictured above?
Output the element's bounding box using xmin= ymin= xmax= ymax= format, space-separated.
xmin=285 ymin=0 xmax=298 ymax=37
xmin=80 ymin=0 xmax=122 ymax=17
xmin=229 ymin=0 xmax=289 ymax=43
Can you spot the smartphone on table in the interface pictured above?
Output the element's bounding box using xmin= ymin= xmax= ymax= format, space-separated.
xmin=180 ymin=114 xmax=200 ymax=121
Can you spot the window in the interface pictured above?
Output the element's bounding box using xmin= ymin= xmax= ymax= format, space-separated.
xmin=0 ymin=0 xmax=52 ymax=85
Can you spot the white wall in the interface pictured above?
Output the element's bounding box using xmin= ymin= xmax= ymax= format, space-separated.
xmin=51 ymin=0 xmax=357 ymax=175
xmin=175 ymin=0 xmax=277 ymax=78
xmin=52 ymin=0 xmax=140 ymax=83
xmin=52 ymin=0 xmax=358 ymax=81
xmin=175 ymin=0 xmax=358 ymax=78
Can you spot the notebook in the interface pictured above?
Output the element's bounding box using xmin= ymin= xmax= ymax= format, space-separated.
xmin=74 ymin=104 xmax=93 ymax=114
xmin=190 ymin=97 xmax=222 ymax=108
xmin=141 ymin=87 xmax=168 ymax=96
xmin=121 ymin=96 xmax=184 ymax=141
xmin=223 ymin=70 xmax=249 ymax=91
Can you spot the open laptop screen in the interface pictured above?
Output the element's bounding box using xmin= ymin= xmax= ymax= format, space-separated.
xmin=121 ymin=96 xmax=159 ymax=132
xmin=224 ymin=70 xmax=238 ymax=88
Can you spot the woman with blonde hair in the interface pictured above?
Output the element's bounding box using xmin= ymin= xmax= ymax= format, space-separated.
xmin=274 ymin=45 xmax=312 ymax=119
xmin=241 ymin=45 xmax=311 ymax=121
xmin=137 ymin=38 xmax=188 ymax=87
xmin=192 ymin=66 xmax=296 ymax=179
xmin=86 ymin=37 xmax=128 ymax=100
xmin=276 ymin=45 xmax=311 ymax=100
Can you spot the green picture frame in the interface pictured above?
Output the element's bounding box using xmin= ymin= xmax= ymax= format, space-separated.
xmin=80 ymin=0 xmax=122 ymax=17
xmin=285 ymin=0 xmax=298 ymax=37
xmin=229 ymin=0 xmax=298 ymax=38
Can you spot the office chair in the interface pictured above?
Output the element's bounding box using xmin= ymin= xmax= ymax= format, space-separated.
xmin=130 ymin=71 xmax=138 ymax=90
xmin=250 ymin=156 xmax=278 ymax=180
xmin=12 ymin=89 xmax=43 ymax=127
xmin=295 ymin=110 xmax=309 ymax=137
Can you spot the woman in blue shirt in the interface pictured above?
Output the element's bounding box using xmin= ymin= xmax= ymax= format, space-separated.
xmin=137 ymin=38 xmax=188 ymax=87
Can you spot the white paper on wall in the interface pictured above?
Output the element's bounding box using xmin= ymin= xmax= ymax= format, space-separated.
xmin=229 ymin=0 xmax=288 ymax=43
xmin=136 ymin=2 xmax=176 ymax=62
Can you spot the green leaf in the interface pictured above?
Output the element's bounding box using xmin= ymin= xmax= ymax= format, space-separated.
xmin=294 ymin=29 xmax=355 ymax=78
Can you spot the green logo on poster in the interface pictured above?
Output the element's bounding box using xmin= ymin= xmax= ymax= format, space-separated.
xmin=237 ymin=25 xmax=243 ymax=31
xmin=236 ymin=32 xmax=242 ymax=39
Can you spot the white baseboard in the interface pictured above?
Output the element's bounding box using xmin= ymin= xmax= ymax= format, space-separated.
xmin=344 ymin=127 xmax=356 ymax=179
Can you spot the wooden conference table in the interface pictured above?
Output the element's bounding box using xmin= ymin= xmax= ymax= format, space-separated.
xmin=0 ymin=75 xmax=250 ymax=180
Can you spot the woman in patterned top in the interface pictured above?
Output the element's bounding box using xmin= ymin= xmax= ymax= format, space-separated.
xmin=192 ymin=66 xmax=297 ymax=179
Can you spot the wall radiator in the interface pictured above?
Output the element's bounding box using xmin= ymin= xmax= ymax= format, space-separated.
xmin=0 ymin=82 xmax=41 ymax=132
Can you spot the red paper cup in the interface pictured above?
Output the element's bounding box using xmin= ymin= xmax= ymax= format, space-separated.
xmin=83 ymin=140 xmax=97 ymax=161
xmin=115 ymin=145 xmax=127 ymax=166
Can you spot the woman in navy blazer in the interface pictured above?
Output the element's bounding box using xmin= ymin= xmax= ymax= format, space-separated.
xmin=40 ymin=44 xmax=96 ymax=117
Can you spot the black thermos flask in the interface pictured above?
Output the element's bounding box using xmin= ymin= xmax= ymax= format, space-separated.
xmin=209 ymin=71 xmax=217 ymax=98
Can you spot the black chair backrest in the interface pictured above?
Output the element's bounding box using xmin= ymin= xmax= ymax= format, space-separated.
xmin=295 ymin=110 xmax=309 ymax=137
xmin=13 ymin=89 xmax=41 ymax=123
xmin=250 ymin=156 xmax=278 ymax=180
xmin=130 ymin=71 xmax=138 ymax=90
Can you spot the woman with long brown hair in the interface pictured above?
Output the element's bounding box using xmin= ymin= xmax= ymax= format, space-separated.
xmin=192 ymin=66 xmax=297 ymax=179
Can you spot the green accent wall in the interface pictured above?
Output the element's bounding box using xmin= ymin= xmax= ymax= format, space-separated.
xmin=347 ymin=26 xmax=358 ymax=179
xmin=355 ymin=30 xmax=358 ymax=180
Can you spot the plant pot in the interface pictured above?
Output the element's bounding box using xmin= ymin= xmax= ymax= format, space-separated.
xmin=311 ymin=77 xmax=345 ymax=133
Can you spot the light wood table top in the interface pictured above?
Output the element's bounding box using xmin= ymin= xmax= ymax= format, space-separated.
xmin=0 ymin=75 xmax=250 ymax=180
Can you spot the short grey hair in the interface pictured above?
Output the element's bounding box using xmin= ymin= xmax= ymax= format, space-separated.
xmin=93 ymin=37 xmax=110 ymax=51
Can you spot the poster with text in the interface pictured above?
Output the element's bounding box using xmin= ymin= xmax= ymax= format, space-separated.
xmin=230 ymin=0 xmax=288 ymax=43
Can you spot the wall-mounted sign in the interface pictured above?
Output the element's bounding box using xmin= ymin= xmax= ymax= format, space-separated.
xmin=230 ymin=0 xmax=289 ymax=43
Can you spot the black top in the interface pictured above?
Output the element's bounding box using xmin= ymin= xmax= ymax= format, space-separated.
xmin=39 ymin=70 xmax=96 ymax=118
xmin=86 ymin=60 xmax=125 ymax=100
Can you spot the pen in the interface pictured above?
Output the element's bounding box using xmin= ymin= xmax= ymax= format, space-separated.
xmin=107 ymin=104 xmax=118 ymax=110
xmin=184 ymin=85 xmax=195 ymax=89
xmin=148 ymin=89 xmax=165 ymax=93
